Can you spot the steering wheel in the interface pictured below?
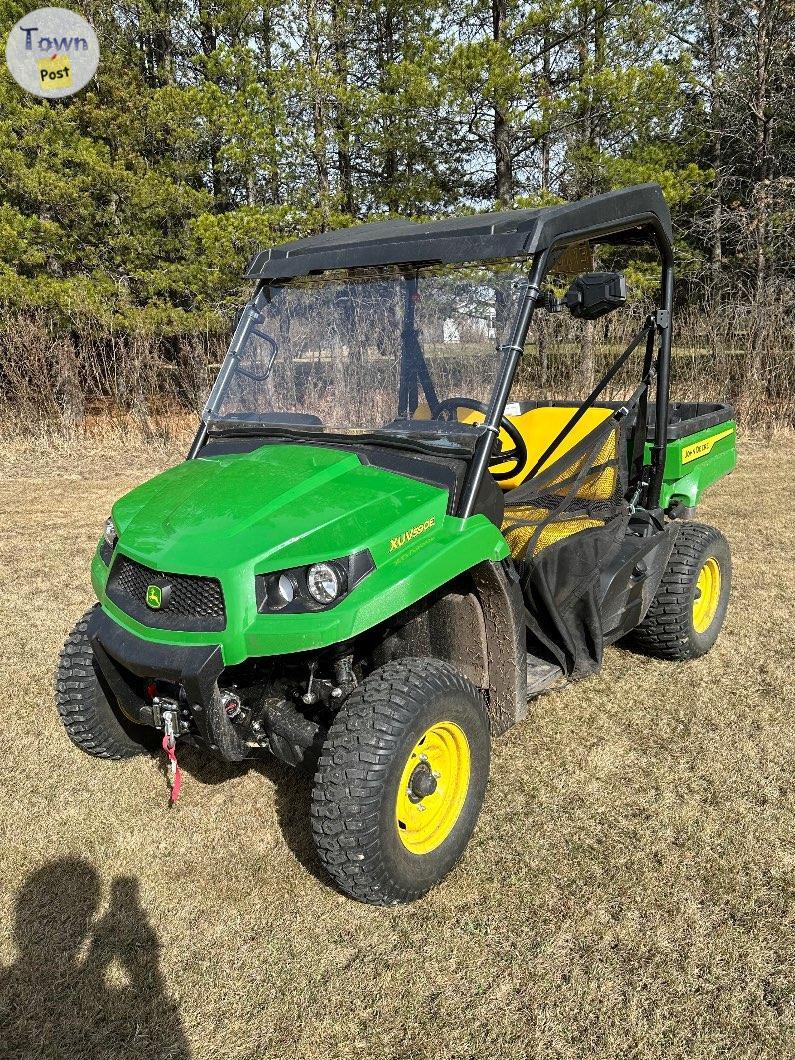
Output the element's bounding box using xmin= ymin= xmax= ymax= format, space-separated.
xmin=234 ymin=329 xmax=278 ymax=383
xmin=433 ymin=397 xmax=528 ymax=482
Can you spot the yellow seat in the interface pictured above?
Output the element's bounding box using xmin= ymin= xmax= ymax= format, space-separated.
xmin=413 ymin=402 xmax=620 ymax=561
xmin=493 ymin=405 xmax=615 ymax=490
xmin=500 ymin=416 xmax=621 ymax=561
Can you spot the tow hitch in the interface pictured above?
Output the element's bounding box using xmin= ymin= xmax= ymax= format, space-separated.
xmin=156 ymin=702 xmax=182 ymax=806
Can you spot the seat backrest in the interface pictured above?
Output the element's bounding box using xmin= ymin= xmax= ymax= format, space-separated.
xmin=494 ymin=405 xmax=614 ymax=490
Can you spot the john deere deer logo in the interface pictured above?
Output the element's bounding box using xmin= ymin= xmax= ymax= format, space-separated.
xmin=146 ymin=584 xmax=162 ymax=609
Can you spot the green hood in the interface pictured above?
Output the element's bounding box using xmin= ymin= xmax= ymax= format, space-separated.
xmin=95 ymin=440 xmax=509 ymax=662
xmin=112 ymin=443 xmax=448 ymax=575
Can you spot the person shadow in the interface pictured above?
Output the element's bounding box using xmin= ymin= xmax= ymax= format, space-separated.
xmin=0 ymin=859 xmax=191 ymax=1060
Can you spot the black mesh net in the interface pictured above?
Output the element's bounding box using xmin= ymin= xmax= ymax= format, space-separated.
xmin=501 ymin=413 xmax=628 ymax=565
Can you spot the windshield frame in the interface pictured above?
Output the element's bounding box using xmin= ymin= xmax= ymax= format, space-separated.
xmin=202 ymin=262 xmax=534 ymax=453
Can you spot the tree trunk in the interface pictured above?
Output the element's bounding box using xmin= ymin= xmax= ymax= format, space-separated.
xmin=591 ymin=3 xmax=605 ymax=161
xmin=705 ymin=0 xmax=723 ymax=281
xmin=492 ymin=0 xmax=513 ymax=206
xmin=540 ymin=30 xmax=552 ymax=193
xmin=262 ymin=6 xmax=281 ymax=206
xmin=199 ymin=0 xmax=223 ymax=209
xmin=751 ymin=0 xmax=774 ymax=297
xmin=331 ymin=0 xmax=355 ymax=215
xmin=306 ymin=0 xmax=330 ymax=211
xmin=379 ymin=4 xmax=398 ymax=197
xmin=574 ymin=3 xmax=592 ymax=197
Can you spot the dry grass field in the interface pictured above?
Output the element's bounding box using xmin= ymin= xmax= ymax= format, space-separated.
xmin=1 ymin=436 xmax=794 ymax=1060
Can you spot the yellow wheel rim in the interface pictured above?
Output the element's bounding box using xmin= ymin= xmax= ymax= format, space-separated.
xmin=395 ymin=721 xmax=471 ymax=854
xmin=692 ymin=556 xmax=722 ymax=634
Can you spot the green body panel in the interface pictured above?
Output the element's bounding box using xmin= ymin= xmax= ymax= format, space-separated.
xmin=92 ymin=443 xmax=509 ymax=664
xmin=92 ymin=419 xmax=736 ymax=668
xmin=645 ymin=420 xmax=737 ymax=509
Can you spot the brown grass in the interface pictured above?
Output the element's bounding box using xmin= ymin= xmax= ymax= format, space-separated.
xmin=1 ymin=437 xmax=794 ymax=1059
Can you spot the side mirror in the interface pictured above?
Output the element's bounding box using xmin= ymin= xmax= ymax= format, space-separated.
xmin=562 ymin=272 xmax=626 ymax=320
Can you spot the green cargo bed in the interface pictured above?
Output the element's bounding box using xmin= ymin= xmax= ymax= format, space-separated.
xmin=644 ymin=401 xmax=736 ymax=509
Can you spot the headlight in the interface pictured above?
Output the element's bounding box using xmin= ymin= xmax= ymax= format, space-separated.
xmin=99 ymin=516 xmax=118 ymax=565
xmin=256 ymin=551 xmax=374 ymax=614
xmin=104 ymin=517 xmax=117 ymax=549
xmin=307 ymin=562 xmax=343 ymax=604
xmin=266 ymin=572 xmax=297 ymax=610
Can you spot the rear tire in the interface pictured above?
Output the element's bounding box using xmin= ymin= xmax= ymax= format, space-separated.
xmin=625 ymin=523 xmax=731 ymax=660
xmin=55 ymin=606 xmax=155 ymax=759
xmin=310 ymin=658 xmax=490 ymax=906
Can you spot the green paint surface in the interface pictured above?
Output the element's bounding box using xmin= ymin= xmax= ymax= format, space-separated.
xmin=645 ymin=419 xmax=737 ymax=508
xmin=93 ymin=443 xmax=508 ymax=663
xmin=91 ymin=424 xmax=737 ymax=666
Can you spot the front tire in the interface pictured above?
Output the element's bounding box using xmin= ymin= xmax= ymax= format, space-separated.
xmin=56 ymin=606 xmax=155 ymax=759
xmin=626 ymin=523 xmax=731 ymax=660
xmin=310 ymin=658 xmax=490 ymax=905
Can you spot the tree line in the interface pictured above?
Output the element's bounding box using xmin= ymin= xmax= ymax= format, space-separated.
xmin=0 ymin=0 xmax=793 ymax=338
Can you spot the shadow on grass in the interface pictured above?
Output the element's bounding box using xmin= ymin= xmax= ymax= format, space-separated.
xmin=176 ymin=744 xmax=328 ymax=887
xmin=1 ymin=859 xmax=191 ymax=1059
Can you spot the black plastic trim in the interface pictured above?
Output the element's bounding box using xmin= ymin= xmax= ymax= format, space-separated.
xmin=244 ymin=185 xmax=672 ymax=280
xmin=507 ymin=400 xmax=735 ymax=442
xmin=203 ymin=422 xmax=479 ymax=460
xmin=105 ymin=553 xmax=227 ymax=633
xmin=88 ymin=607 xmax=224 ymax=717
xmin=599 ymin=521 xmax=679 ymax=641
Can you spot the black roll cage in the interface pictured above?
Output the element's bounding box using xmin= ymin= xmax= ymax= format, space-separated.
xmin=190 ymin=185 xmax=674 ymax=513
xmin=457 ymin=225 xmax=673 ymax=516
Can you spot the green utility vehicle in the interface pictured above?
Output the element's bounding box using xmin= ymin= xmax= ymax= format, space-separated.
xmin=57 ymin=185 xmax=736 ymax=905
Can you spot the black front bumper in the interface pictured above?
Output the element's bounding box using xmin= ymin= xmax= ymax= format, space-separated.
xmin=89 ymin=607 xmax=322 ymax=766
xmin=88 ymin=607 xmax=223 ymax=729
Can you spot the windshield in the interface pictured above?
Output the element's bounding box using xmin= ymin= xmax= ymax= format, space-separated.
xmin=205 ymin=262 xmax=527 ymax=445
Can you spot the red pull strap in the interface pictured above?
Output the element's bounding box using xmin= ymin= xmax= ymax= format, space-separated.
xmin=162 ymin=732 xmax=182 ymax=805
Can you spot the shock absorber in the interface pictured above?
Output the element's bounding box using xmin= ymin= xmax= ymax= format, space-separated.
xmin=333 ymin=654 xmax=357 ymax=697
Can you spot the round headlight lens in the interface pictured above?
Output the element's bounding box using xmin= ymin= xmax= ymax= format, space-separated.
xmin=306 ymin=562 xmax=342 ymax=604
xmin=268 ymin=572 xmax=296 ymax=609
xmin=104 ymin=516 xmax=117 ymax=548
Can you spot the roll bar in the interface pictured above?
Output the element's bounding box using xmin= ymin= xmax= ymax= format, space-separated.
xmin=457 ymin=221 xmax=674 ymax=516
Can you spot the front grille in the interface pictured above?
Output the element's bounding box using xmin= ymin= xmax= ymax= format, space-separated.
xmin=106 ymin=554 xmax=226 ymax=632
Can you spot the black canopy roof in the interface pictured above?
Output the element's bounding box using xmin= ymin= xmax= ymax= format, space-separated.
xmin=244 ymin=184 xmax=672 ymax=281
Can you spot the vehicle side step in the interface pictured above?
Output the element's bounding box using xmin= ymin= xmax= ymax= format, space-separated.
xmin=526 ymin=653 xmax=566 ymax=698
